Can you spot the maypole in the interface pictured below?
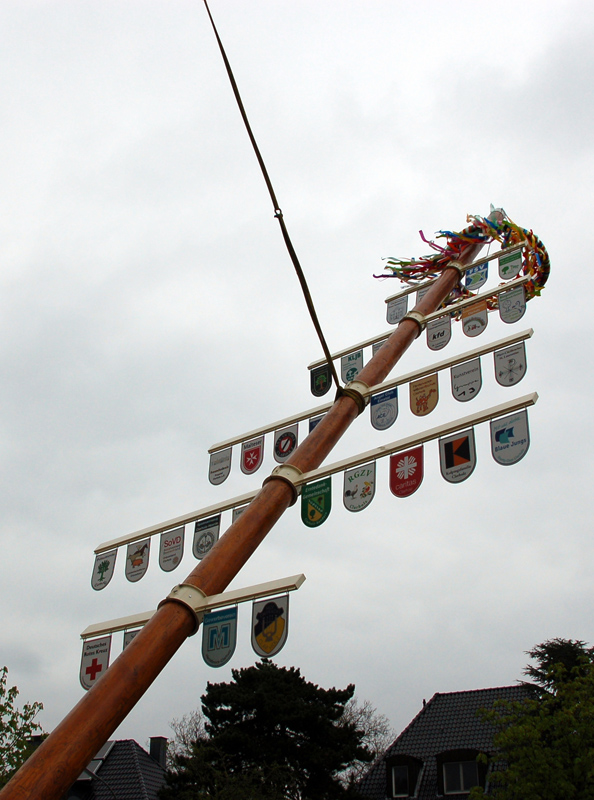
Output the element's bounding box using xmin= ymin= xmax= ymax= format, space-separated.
xmin=0 ymin=231 xmax=488 ymax=800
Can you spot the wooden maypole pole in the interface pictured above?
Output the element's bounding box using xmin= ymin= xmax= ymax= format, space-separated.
xmin=0 ymin=241 xmax=484 ymax=800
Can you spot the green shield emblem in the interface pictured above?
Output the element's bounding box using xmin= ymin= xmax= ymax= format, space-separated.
xmin=301 ymin=477 xmax=332 ymax=527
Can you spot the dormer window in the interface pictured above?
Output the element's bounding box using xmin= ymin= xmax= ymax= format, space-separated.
xmin=385 ymin=755 xmax=423 ymax=798
xmin=436 ymin=749 xmax=487 ymax=796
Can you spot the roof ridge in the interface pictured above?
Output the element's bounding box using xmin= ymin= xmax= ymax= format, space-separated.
xmin=431 ymin=684 xmax=524 ymax=698
xmin=130 ymin=740 xmax=151 ymax=800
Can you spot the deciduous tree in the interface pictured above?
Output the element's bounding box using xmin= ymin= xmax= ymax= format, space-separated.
xmin=0 ymin=666 xmax=44 ymax=788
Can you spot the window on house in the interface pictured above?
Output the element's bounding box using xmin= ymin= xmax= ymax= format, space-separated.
xmin=385 ymin=755 xmax=423 ymax=798
xmin=443 ymin=760 xmax=479 ymax=793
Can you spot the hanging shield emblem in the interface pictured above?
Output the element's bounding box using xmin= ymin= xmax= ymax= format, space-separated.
xmin=498 ymin=285 xmax=526 ymax=324
xmin=202 ymin=607 xmax=237 ymax=668
xmin=439 ymin=429 xmax=476 ymax=483
xmin=209 ymin=448 xmax=231 ymax=485
xmin=426 ymin=316 xmax=451 ymax=351
xmin=494 ymin=342 xmax=527 ymax=386
xmin=490 ymin=409 xmax=530 ymax=466
xmin=386 ymin=295 xmax=408 ymax=325
xmin=311 ymin=363 xmax=331 ymax=397
xmin=125 ymin=538 xmax=150 ymax=583
xmin=193 ymin=515 xmax=220 ymax=559
xmin=370 ymin=387 xmax=398 ymax=431
xmin=465 ymin=262 xmax=488 ymax=290
xmin=274 ymin=424 xmax=299 ymax=463
xmin=159 ymin=526 xmax=184 ymax=572
xmin=91 ymin=549 xmax=117 ymax=591
xmin=80 ymin=636 xmax=111 ymax=691
xmin=309 ymin=413 xmax=326 ymax=433
xmin=232 ymin=505 xmax=248 ymax=523
xmin=341 ymin=349 xmax=363 ymax=383
xmin=251 ymin=595 xmax=289 ymax=657
xmin=498 ymin=249 xmax=523 ymax=279
xmin=241 ymin=435 xmax=264 ymax=475
xmin=410 ymin=374 xmax=439 ymax=416
xmin=462 ymin=300 xmax=488 ymax=337
xmin=451 ymin=358 xmax=482 ymax=403
xmin=389 ymin=446 xmax=424 ymax=497
xmin=301 ymin=477 xmax=332 ymax=527
xmin=343 ymin=463 xmax=376 ymax=512
xmin=123 ymin=629 xmax=141 ymax=649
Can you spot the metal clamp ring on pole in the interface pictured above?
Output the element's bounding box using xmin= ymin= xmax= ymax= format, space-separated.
xmin=158 ymin=583 xmax=207 ymax=636
xmin=445 ymin=259 xmax=465 ymax=278
xmin=262 ymin=464 xmax=303 ymax=506
xmin=336 ymin=380 xmax=370 ymax=415
xmin=400 ymin=310 xmax=427 ymax=338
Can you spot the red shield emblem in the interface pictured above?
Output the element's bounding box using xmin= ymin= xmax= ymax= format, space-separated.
xmin=241 ymin=436 xmax=264 ymax=475
xmin=389 ymin=446 xmax=424 ymax=497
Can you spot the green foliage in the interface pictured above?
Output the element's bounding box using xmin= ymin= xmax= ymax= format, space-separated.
xmin=161 ymin=660 xmax=374 ymax=800
xmin=0 ymin=666 xmax=44 ymax=788
xmin=469 ymin=639 xmax=594 ymax=800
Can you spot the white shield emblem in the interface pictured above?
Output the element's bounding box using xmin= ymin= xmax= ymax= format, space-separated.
xmin=426 ymin=316 xmax=451 ymax=351
xmin=159 ymin=526 xmax=184 ymax=572
xmin=451 ymin=358 xmax=482 ymax=403
xmin=209 ymin=448 xmax=232 ymax=485
xmin=193 ymin=515 xmax=220 ymax=559
xmin=252 ymin=595 xmax=289 ymax=657
xmin=490 ymin=410 xmax=530 ymax=466
xmin=343 ymin=463 xmax=376 ymax=512
xmin=498 ymin=286 xmax=526 ymax=324
xmin=372 ymin=338 xmax=388 ymax=356
xmin=439 ymin=428 xmax=476 ymax=483
xmin=494 ymin=342 xmax=527 ymax=386
xmin=232 ymin=505 xmax=248 ymax=523
xmin=341 ymin=349 xmax=364 ymax=383
xmin=386 ymin=295 xmax=408 ymax=325
xmin=91 ymin=550 xmax=117 ymax=591
xmin=80 ymin=636 xmax=111 ymax=691
xmin=370 ymin=388 xmax=398 ymax=430
xmin=465 ymin=262 xmax=488 ymax=290
xmin=202 ymin=607 xmax=237 ymax=667
xmin=241 ymin=435 xmax=264 ymax=475
xmin=498 ymin=249 xmax=523 ymax=279
xmin=274 ymin=424 xmax=298 ymax=463
xmin=123 ymin=629 xmax=141 ymax=649
xmin=125 ymin=539 xmax=150 ymax=583
xmin=462 ymin=301 xmax=488 ymax=337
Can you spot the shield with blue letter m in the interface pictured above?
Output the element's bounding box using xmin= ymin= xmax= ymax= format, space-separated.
xmin=202 ymin=607 xmax=238 ymax=668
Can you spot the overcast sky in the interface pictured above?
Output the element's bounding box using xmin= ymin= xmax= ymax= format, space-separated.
xmin=1 ymin=0 xmax=592 ymax=751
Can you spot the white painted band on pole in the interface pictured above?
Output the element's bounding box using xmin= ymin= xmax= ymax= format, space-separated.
xmin=81 ymin=573 xmax=306 ymax=639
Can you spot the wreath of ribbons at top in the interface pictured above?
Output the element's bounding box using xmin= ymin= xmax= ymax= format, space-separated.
xmin=375 ymin=209 xmax=550 ymax=312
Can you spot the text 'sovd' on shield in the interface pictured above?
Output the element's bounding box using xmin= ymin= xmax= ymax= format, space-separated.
xmin=389 ymin=446 xmax=424 ymax=498
xmin=301 ymin=477 xmax=332 ymax=527
xmin=251 ymin=595 xmax=289 ymax=658
xmin=241 ymin=435 xmax=264 ymax=475
xmin=439 ymin=428 xmax=476 ymax=483
xmin=490 ymin=409 xmax=530 ymax=466
xmin=125 ymin=538 xmax=150 ymax=583
xmin=91 ymin=549 xmax=117 ymax=591
xmin=193 ymin=515 xmax=220 ymax=560
xmin=159 ymin=526 xmax=184 ymax=572
xmin=80 ymin=635 xmax=111 ymax=691
xmin=410 ymin=374 xmax=438 ymax=417
xmin=202 ymin=607 xmax=237 ymax=668
xmin=343 ymin=463 xmax=376 ymax=512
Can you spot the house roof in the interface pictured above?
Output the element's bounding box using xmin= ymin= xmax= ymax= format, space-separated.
xmin=358 ymin=685 xmax=531 ymax=800
xmin=66 ymin=739 xmax=167 ymax=800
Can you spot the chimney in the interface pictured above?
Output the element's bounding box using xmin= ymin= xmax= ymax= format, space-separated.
xmin=149 ymin=736 xmax=168 ymax=769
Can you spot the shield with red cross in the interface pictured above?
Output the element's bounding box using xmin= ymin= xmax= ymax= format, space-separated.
xmin=241 ymin=435 xmax=264 ymax=475
xmin=80 ymin=635 xmax=112 ymax=691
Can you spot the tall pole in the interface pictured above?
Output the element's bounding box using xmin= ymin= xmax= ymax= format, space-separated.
xmin=0 ymin=244 xmax=483 ymax=800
